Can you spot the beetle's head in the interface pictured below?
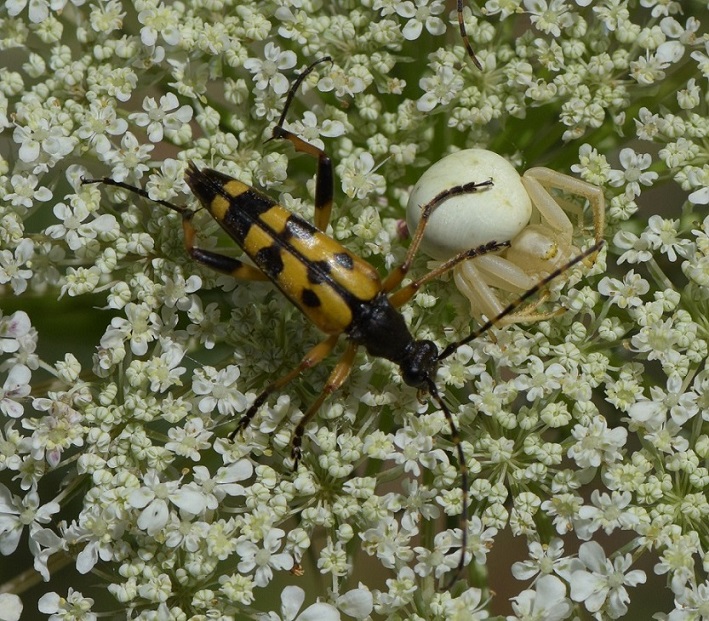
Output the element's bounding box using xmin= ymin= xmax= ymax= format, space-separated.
xmin=400 ymin=339 xmax=439 ymax=390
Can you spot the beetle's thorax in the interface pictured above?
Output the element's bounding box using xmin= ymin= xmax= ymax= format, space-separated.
xmin=346 ymin=293 xmax=439 ymax=389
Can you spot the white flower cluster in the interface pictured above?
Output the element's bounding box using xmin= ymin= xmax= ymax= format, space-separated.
xmin=0 ymin=0 xmax=708 ymax=620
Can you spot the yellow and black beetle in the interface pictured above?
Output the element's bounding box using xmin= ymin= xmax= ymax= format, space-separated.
xmin=83 ymin=57 xmax=603 ymax=584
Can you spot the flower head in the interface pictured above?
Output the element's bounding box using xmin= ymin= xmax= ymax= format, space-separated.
xmin=0 ymin=2 xmax=707 ymax=619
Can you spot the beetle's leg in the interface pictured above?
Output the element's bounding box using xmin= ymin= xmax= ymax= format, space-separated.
xmin=231 ymin=334 xmax=340 ymax=439
xmin=179 ymin=213 xmax=270 ymax=280
xmin=271 ymin=126 xmax=333 ymax=232
xmin=382 ymin=179 xmax=494 ymax=294
xmin=291 ymin=341 xmax=358 ymax=466
xmin=180 ymin=250 xmax=269 ymax=280
xmin=82 ymin=176 xmax=270 ymax=281
xmin=270 ymin=56 xmax=334 ymax=232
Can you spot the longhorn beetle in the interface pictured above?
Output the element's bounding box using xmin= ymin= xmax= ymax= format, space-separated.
xmin=83 ymin=57 xmax=604 ymax=586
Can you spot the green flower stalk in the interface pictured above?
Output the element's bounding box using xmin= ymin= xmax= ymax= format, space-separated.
xmin=0 ymin=1 xmax=708 ymax=620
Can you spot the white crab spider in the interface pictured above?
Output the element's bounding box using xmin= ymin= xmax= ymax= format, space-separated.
xmin=406 ymin=149 xmax=605 ymax=324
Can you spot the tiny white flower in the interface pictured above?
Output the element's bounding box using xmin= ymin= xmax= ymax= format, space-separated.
xmin=129 ymin=93 xmax=193 ymax=143
xmin=192 ymin=365 xmax=248 ymax=417
xmin=244 ymin=43 xmax=297 ymax=96
xmin=104 ymin=131 xmax=153 ymax=182
xmin=508 ymin=574 xmax=572 ymax=621
xmin=5 ymin=173 xmax=52 ymax=209
xmin=570 ymin=541 xmax=646 ymax=618
xmin=0 ymin=485 xmax=60 ymax=555
xmin=0 ymin=239 xmax=34 ymax=294
xmin=645 ymin=215 xmax=694 ymax=261
xmin=137 ymin=4 xmax=181 ymax=46
xmin=607 ymin=148 xmax=658 ymax=198
xmin=76 ymin=100 xmax=128 ymax=155
xmin=417 ymin=64 xmax=464 ymax=112
xmin=144 ymin=337 xmax=186 ymax=392
xmin=101 ymin=302 xmax=161 ymax=357
xmin=45 ymin=201 xmax=118 ymax=252
xmin=613 ymin=230 xmax=654 ymax=264
xmin=6 ymin=0 xmax=49 ymax=23
xmin=568 ymin=416 xmax=627 ymax=469
xmin=667 ymin=581 xmax=709 ymax=621
xmin=128 ymin=470 xmax=206 ymax=536
xmin=524 ymin=0 xmax=574 ymax=37
xmin=258 ymin=585 xmax=340 ymax=621
xmin=192 ymin=459 xmax=253 ymax=507
xmin=38 ymin=589 xmax=96 ymax=621
xmin=0 ymin=311 xmax=32 ymax=355
xmin=236 ymin=527 xmax=294 ymax=587
xmin=336 ymin=586 xmax=373 ymax=620
xmin=687 ymin=164 xmax=709 ymax=205
xmin=576 ymin=490 xmax=638 ymax=538
xmin=0 ymin=364 xmax=31 ymax=419
xmin=164 ymin=417 xmax=212 ymax=461
xmin=13 ymin=116 xmax=76 ymax=165
xmin=511 ymin=538 xmax=572 ymax=581
xmin=598 ymin=270 xmax=649 ymax=308
xmin=340 ymin=152 xmax=386 ymax=199
xmin=0 ymin=593 xmax=22 ymax=621
xmin=395 ymin=0 xmax=446 ymax=41
xmin=280 ymin=110 xmax=345 ymax=151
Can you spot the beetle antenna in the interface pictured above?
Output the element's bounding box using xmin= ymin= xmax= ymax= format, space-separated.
xmin=438 ymin=240 xmax=605 ymax=361
xmin=431 ymin=240 xmax=604 ymax=586
xmin=81 ymin=175 xmax=189 ymax=216
xmin=458 ymin=0 xmax=483 ymax=70
xmin=273 ymin=56 xmax=333 ymax=133
xmin=426 ymin=378 xmax=469 ymax=587
xmin=438 ymin=240 xmax=606 ymax=361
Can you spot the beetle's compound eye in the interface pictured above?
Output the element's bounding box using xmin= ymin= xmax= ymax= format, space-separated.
xmin=400 ymin=339 xmax=439 ymax=389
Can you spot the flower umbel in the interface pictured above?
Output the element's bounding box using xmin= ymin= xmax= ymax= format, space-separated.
xmin=0 ymin=1 xmax=708 ymax=620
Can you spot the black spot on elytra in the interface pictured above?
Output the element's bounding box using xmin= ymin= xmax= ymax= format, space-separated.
xmin=307 ymin=260 xmax=331 ymax=284
xmin=334 ymin=252 xmax=354 ymax=270
xmin=221 ymin=189 xmax=277 ymax=245
xmin=284 ymin=215 xmax=317 ymax=240
xmin=254 ymin=244 xmax=284 ymax=279
xmin=301 ymin=289 xmax=321 ymax=307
